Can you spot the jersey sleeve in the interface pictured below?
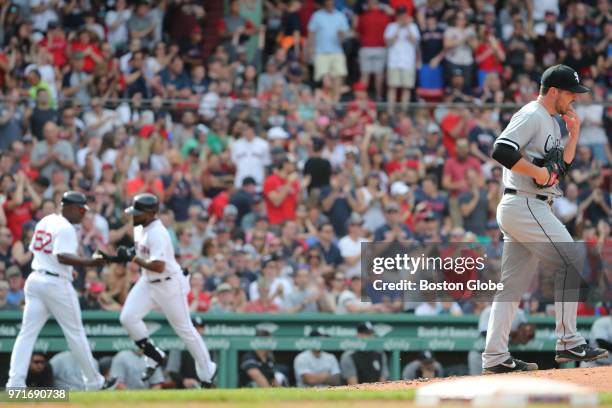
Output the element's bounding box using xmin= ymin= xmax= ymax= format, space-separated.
xmin=494 ymin=110 xmax=539 ymax=151
xmin=339 ymin=351 xmax=357 ymax=380
xmin=52 ymin=224 xmax=78 ymax=255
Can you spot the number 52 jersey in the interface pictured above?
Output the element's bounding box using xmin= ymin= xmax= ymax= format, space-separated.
xmin=30 ymin=213 xmax=79 ymax=281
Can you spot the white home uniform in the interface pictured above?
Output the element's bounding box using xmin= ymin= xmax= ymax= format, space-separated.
xmin=7 ymin=214 xmax=104 ymax=389
xmin=119 ymin=219 xmax=216 ymax=382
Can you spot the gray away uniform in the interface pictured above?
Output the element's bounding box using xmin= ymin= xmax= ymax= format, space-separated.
xmin=482 ymin=101 xmax=586 ymax=369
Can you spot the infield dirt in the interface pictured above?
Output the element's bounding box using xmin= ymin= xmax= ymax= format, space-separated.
xmin=342 ymin=365 xmax=612 ymax=393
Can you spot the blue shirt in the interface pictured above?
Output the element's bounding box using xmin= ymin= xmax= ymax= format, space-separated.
xmin=307 ymin=9 xmax=349 ymax=54
xmin=7 ymin=289 xmax=24 ymax=307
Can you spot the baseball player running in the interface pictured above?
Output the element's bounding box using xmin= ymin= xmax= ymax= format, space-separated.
xmin=483 ymin=65 xmax=609 ymax=373
xmin=7 ymin=191 xmax=113 ymax=390
xmin=103 ymin=193 xmax=217 ymax=385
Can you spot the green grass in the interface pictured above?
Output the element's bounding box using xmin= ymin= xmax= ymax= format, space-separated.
xmin=69 ymin=388 xmax=416 ymax=404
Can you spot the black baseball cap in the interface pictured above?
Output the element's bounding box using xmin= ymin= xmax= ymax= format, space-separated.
xmin=357 ymin=321 xmax=375 ymax=335
xmin=541 ymin=64 xmax=590 ymax=93
xmin=61 ymin=191 xmax=90 ymax=211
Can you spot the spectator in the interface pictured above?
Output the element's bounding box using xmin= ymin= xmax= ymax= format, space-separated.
xmin=27 ymin=89 xmax=58 ymax=141
xmin=458 ymin=168 xmax=488 ymax=236
xmin=187 ymin=272 xmax=211 ymax=313
xmin=217 ymin=0 xmax=256 ymax=55
xmin=418 ymin=10 xmax=445 ymax=100
xmin=401 ymin=350 xmax=444 ymax=380
xmin=0 ymin=226 xmax=13 ymax=266
xmin=244 ymin=280 xmax=280 ymax=313
xmin=285 ymin=267 xmax=321 ymax=313
xmin=384 ymin=6 xmax=420 ymax=112
xmin=5 ymin=265 xmax=23 ymax=308
xmin=293 ymin=330 xmax=341 ymax=387
xmin=577 ymin=174 xmax=611 ymax=226
xmin=320 ymin=172 xmax=357 ymax=237
xmin=79 ymin=280 xmax=106 ymax=311
xmin=374 ymin=202 xmax=412 ymax=242
xmin=307 ymin=0 xmax=349 ymax=102
xmin=443 ymin=11 xmax=477 ymax=93
xmin=314 ymin=222 xmax=343 ymax=269
xmin=31 ymin=121 xmax=75 ymax=182
xmin=0 ymin=280 xmax=19 ymax=311
xmin=303 ymin=137 xmax=331 ymax=195
xmin=336 ymin=276 xmax=385 ymax=313
xmin=355 ymin=0 xmax=391 ymax=101
xmin=127 ymin=0 xmax=157 ymax=50
xmin=208 ymin=283 xmax=237 ymax=313
xmin=50 ymin=350 xmax=100 ymax=391
xmin=0 ymin=90 xmax=25 ymax=151
xmin=340 ymin=322 xmax=388 ymax=384
xmin=110 ymin=349 xmax=163 ymax=390
xmin=105 ymin=0 xmax=132 ymax=52
xmin=338 ymin=213 xmax=367 ymax=278
xmin=83 ymin=97 xmax=121 ymax=139
xmin=26 ymin=353 xmax=54 ymax=388
xmin=576 ymin=88 xmax=611 ymax=166
xmin=231 ymin=120 xmax=271 ymax=189
xmin=263 ymin=158 xmax=301 ymax=226
xmin=3 ymin=172 xmax=42 ymax=243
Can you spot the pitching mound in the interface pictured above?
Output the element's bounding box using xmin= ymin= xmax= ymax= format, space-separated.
xmin=343 ymin=366 xmax=612 ymax=393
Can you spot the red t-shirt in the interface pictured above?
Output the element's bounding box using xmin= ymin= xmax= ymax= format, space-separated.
xmin=3 ymin=201 xmax=35 ymax=243
xmin=357 ymin=9 xmax=390 ymax=47
xmin=440 ymin=113 xmax=471 ymax=157
xmin=70 ymin=42 xmax=102 ymax=72
xmin=208 ymin=191 xmax=229 ymax=219
xmin=40 ymin=36 xmax=68 ymax=68
xmin=126 ymin=177 xmax=164 ymax=198
xmin=475 ymin=43 xmax=504 ymax=72
xmin=263 ymin=174 xmax=299 ymax=225
xmin=443 ymin=157 xmax=482 ymax=196
xmin=187 ymin=291 xmax=211 ymax=312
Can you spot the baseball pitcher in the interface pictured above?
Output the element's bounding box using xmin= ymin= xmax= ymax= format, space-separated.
xmin=483 ymin=64 xmax=609 ymax=373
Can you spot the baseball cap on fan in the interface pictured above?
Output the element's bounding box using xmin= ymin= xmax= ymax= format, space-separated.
xmin=541 ymin=64 xmax=590 ymax=93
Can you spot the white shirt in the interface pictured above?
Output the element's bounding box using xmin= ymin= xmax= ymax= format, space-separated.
xmin=294 ymin=350 xmax=341 ymax=387
xmin=83 ymin=109 xmax=121 ymax=138
xmin=248 ymin=276 xmax=293 ymax=308
xmin=231 ymin=137 xmax=271 ymax=187
xmin=76 ymin=147 xmax=102 ymax=183
xmin=105 ymin=9 xmax=132 ymax=48
xmin=338 ymin=235 xmax=367 ymax=278
xmin=30 ymin=213 xmax=78 ymax=280
xmin=134 ymin=219 xmax=183 ymax=282
xmin=384 ymin=22 xmax=420 ymax=70
xmin=29 ymin=0 xmax=59 ymax=32
xmin=443 ymin=26 xmax=475 ymax=65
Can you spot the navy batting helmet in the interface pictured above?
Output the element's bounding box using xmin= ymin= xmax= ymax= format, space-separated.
xmin=125 ymin=193 xmax=159 ymax=216
xmin=61 ymin=191 xmax=89 ymax=211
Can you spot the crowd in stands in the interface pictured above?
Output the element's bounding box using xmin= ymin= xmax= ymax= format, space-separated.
xmin=0 ymin=0 xmax=610 ymax=319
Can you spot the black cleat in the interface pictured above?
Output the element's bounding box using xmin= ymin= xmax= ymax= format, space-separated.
xmin=201 ymin=365 xmax=218 ymax=389
xmin=483 ymin=357 xmax=539 ymax=374
xmin=101 ymin=377 xmax=118 ymax=390
xmin=141 ymin=355 xmax=167 ymax=382
xmin=555 ymin=344 xmax=609 ymax=364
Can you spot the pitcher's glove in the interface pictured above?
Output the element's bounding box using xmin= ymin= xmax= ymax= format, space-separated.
xmin=533 ymin=147 xmax=569 ymax=189
xmin=510 ymin=323 xmax=536 ymax=345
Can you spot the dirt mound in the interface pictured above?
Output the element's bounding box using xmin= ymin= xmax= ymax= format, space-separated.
xmin=343 ymin=366 xmax=612 ymax=393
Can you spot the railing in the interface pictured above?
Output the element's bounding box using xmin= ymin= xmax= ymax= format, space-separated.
xmin=0 ymin=311 xmax=598 ymax=388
